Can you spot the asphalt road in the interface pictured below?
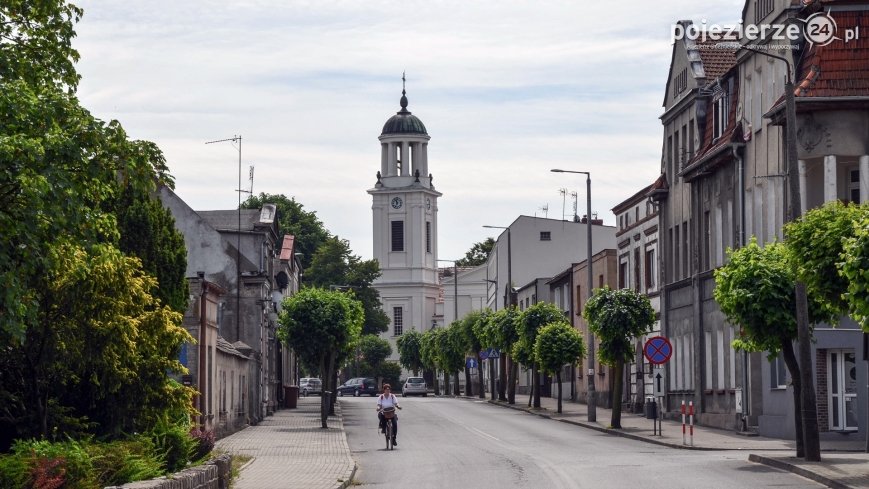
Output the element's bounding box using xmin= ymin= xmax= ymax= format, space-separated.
xmin=342 ymin=395 xmax=820 ymax=489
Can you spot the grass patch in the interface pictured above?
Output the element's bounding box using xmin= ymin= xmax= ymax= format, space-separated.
xmin=229 ymin=454 xmax=252 ymax=488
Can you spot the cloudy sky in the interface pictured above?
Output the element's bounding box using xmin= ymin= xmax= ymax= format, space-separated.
xmin=74 ymin=1 xmax=742 ymax=261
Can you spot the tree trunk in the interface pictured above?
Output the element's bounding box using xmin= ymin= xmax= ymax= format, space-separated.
xmin=634 ymin=342 xmax=645 ymax=414
xmin=319 ymin=354 xmax=330 ymax=428
xmin=533 ymin=365 xmax=541 ymax=408
xmin=781 ymin=338 xmax=805 ymax=458
xmin=528 ymin=377 xmax=534 ymax=407
xmin=444 ymin=370 xmax=449 ymax=396
xmin=489 ymin=360 xmax=497 ymax=400
xmin=795 ymin=283 xmax=821 ymax=462
xmin=477 ymin=353 xmax=486 ymax=399
xmin=508 ymin=358 xmax=518 ymax=405
xmin=432 ymin=369 xmax=440 ymax=396
xmin=464 ymin=366 xmax=472 ymax=397
xmin=556 ymin=371 xmax=563 ymax=413
xmin=454 ymin=372 xmax=461 ymax=396
xmin=611 ymin=361 xmax=624 ymax=428
xmin=499 ymin=355 xmax=508 ymax=401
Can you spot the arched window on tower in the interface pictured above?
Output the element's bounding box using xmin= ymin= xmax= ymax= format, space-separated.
xmin=395 ymin=145 xmax=402 ymax=175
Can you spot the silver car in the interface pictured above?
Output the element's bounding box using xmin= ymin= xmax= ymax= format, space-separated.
xmin=300 ymin=378 xmax=322 ymax=396
xmin=402 ymin=377 xmax=427 ymax=397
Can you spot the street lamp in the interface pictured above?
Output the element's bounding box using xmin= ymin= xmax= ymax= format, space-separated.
xmin=437 ymin=259 xmax=459 ymax=324
xmin=482 ymin=225 xmax=512 ymax=309
xmin=717 ymin=38 xmax=819 ymax=460
xmin=551 ymin=168 xmax=597 ymax=422
xmin=484 ymin=224 xmax=512 ymax=403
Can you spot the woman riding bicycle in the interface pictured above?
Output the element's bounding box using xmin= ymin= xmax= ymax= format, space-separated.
xmin=376 ymin=384 xmax=401 ymax=446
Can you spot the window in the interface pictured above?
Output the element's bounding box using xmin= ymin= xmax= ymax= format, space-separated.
xmin=688 ymin=119 xmax=695 ymax=159
xmin=703 ymin=211 xmax=711 ymax=271
xmin=426 ymin=221 xmax=432 ymax=253
xmin=674 ymin=225 xmax=681 ymax=280
xmin=540 ymin=231 xmax=551 ymax=241
xmin=667 ymin=136 xmax=673 ymax=176
xmin=849 ymin=169 xmax=861 ymax=204
xmin=682 ymin=221 xmax=689 ymax=278
xmin=674 ymin=129 xmax=680 ymax=171
xmin=681 ymin=125 xmax=687 ymax=168
xmin=391 ymin=221 xmax=404 ymax=252
xmin=635 ymin=207 xmax=640 ymax=223
xmin=770 ymin=356 xmax=788 ymax=389
xmin=619 ymin=258 xmax=628 ymax=289
xmin=576 ymin=285 xmax=582 ymax=314
xmin=634 ymin=248 xmax=641 ymax=292
xmin=713 ymin=94 xmax=728 ymax=140
xmin=393 ymin=307 xmax=403 ymax=336
xmin=645 ymin=248 xmax=656 ymax=290
xmin=755 ymin=0 xmax=774 ymax=21
xmin=673 ymin=67 xmax=688 ymax=97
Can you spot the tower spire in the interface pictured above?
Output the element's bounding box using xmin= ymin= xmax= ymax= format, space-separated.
xmin=399 ymin=71 xmax=409 ymax=112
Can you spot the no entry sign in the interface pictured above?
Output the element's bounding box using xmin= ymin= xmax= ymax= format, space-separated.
xmin=643 ymin=336 xmax=673 ymax=365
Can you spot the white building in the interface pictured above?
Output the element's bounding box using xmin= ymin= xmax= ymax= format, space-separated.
xmin=369 ymin=84 xmax=442 ymax=361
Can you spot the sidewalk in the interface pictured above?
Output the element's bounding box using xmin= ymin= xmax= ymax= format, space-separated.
xmin=483 ymin=393 xmax=869 ymax=489
xmin=215 ymin=397 xmax=356 ymax=489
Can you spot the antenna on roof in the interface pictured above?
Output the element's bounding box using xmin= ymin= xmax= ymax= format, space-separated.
xmin=559 ymin=188 xmax=568 ymax=220
xmin=537 ymin=204 xmax=549 ymax=219
xmin=571 ymin=191 xmax=579 ymax=222
xmin=248 ymin=165 xmax=255 ymax=195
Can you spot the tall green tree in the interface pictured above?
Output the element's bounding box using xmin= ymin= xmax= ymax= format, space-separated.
xmin=518 ymin=302 xmax=566 ymax=408
xmin=843 ymin=216 xmax=869 ymax=331
xmin=455 ymin=237 xmax=495 ymax=267
xmin=420 ymin=328 xmax=443 ymax=395
xmin=486 ymin=307 xmax=521 ymax=403
xmin=714 ymin=238 xmax=825 ymax=458
xmin=397 ymin=329 xmax=424 ymax=376
xmin=278 ymin=288 xmax=363 ymax=427
xmin=306 ymin=236 xmax=389 ymax=335
xmin=357 ymin=334 xmax=392 ymax=382
xmin=786 ymin=201 xmax=869 ymax=322
xmin=241 ymin=193 xmax=329 ymax=270
xmin=443 ymin=324 xmax=468 ymax=395
xmin=116 ymin=184 xmax=188 ymax=313
xmin=582 ymin=286 xmax=655 ymax=428
xmin=534 ymin=322 xmax=585 ymax=414
xmin=460 ymin=310 xmax=490 ymax=399
xmin=0 ymin=240 xmax=194 ymax=448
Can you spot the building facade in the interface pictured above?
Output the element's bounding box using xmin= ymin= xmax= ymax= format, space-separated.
xmin=369 ymin=86 xmax=442 ymax=361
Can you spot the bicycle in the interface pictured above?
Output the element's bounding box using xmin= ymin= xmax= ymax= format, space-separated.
xmin=380 ymin=406 xmax=401 ymax=450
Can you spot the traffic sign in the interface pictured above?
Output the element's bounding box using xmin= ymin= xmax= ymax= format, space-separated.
xmin=482 ymin=348 xmax=500 ymax=359
xmin=653 ymin=367 xmax=666 ymax=397
xmin=643 ymin=336 xmax=673 ymax=365
xmin=466 ymin=358 xmax=478 ymax=369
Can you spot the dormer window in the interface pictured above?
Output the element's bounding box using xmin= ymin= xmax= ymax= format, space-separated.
xmin=713 ymin=93 xmax=728 ymax=140
xmin=673 ymin=68 xmax=688 ymax=97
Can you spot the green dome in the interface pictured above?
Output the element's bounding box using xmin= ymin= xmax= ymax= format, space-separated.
xmin=381 ymin=89 xmax=428 ymax=136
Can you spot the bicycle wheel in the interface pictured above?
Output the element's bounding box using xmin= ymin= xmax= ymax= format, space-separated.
xmin=385 ymin=420 xmax=393 ymax=450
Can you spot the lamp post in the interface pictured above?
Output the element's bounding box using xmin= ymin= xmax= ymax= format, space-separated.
xmin=436 ymin=259 xmax=459 ymax=324
xmin=206 ymin=135 xmax=243 ymax=340
xmin=484 ymin=225 xmax=512 ymax=402
xmin=551 ymin=169 xmax=596 ymax=422
xmin=718 ymin=37 xmax=819 ymax=460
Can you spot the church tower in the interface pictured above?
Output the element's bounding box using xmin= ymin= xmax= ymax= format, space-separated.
xmin=369 ymin=77 xmax=441 ymax=356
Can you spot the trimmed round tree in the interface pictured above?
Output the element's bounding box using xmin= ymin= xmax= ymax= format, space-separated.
xmin=534 ymin=321 xmax=585 ymax=413
xmin=487 ymin=307 xmax=521 ymax=403
xmin=583 ymin=286 xmax=655 ymax=429
xmin=519 ymin=302 xmax=570 ymax=408
xmin=278 ymin=287 xmax=363 ymax=428
xmin=397 ymin=329 xmax=424 ymax=376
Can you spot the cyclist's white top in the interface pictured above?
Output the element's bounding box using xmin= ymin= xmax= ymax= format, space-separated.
xmin=378 ymin=393 xmax=399 ymax=409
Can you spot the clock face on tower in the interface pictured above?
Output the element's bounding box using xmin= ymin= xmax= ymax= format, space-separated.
xmin=391 ymin=196 xmax=403 ymax=209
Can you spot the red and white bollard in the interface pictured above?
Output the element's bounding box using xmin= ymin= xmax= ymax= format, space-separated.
xmin=681 ymin=400 xmax=686 ymax=445
xmin=688 ymin=401 xmax=694 ymax=447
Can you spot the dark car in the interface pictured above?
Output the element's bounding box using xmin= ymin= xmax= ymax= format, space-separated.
xmin=336 ymin=377 xmax=378 ymax=397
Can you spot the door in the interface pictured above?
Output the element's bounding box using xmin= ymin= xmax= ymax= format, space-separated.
xmin=828 ymin=349 xmax=858 ymax=431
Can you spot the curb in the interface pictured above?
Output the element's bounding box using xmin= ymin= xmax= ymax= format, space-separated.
xmin=334 ymin=401 xmax=359 ymax=489
xmin=748 ymin=454 xmax=852 ymax=489
xmin=487 ymin=399 xmax=759 ymax=451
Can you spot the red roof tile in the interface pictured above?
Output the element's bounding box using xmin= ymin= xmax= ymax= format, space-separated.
xmin=696 ymin=38 xmax=739 ymax=80
xmin=795 ymin=10 xmax=869 ymax=98
xmin=279 ymin=235 xmax=295 ymax=261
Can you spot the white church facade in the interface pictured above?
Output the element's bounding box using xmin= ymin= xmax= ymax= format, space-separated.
xmin=369 ymin=83 xmax=442 ymax=361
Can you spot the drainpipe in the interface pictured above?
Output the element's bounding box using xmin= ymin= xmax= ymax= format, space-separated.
xmin=198 ymin=271 xmax=208 ymax=429
xmin=734 ymin=144 xmax=749 ymax=431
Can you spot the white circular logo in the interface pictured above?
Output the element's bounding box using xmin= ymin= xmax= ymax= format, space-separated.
xmin=804 ymin=12 xmax=837 ymax=46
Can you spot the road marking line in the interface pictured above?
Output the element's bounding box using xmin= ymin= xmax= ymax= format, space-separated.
xmin=467 ymin=426 xmax=501 ymax=442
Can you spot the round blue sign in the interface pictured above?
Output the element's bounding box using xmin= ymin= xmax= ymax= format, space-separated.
xmin=643 ymin=336 xmax=673 ymax=365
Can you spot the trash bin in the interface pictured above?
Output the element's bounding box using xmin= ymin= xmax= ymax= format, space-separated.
xmin=285 ymin=386 xmax=299 ymax=409
xmin=644 ymin=397 xmax=657 ymax=419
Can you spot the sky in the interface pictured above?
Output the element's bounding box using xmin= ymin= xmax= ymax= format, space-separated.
xmin=74 ymin=1 xmax=743 ymax=261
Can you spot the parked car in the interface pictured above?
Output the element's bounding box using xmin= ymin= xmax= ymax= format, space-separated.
xmin=299 ymin=378 xmax=322 ymax=397
xmin=402 ymin=377 xmax=427 ymax=397
xmin=336 ymin=377 xmax=378 ymax=397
